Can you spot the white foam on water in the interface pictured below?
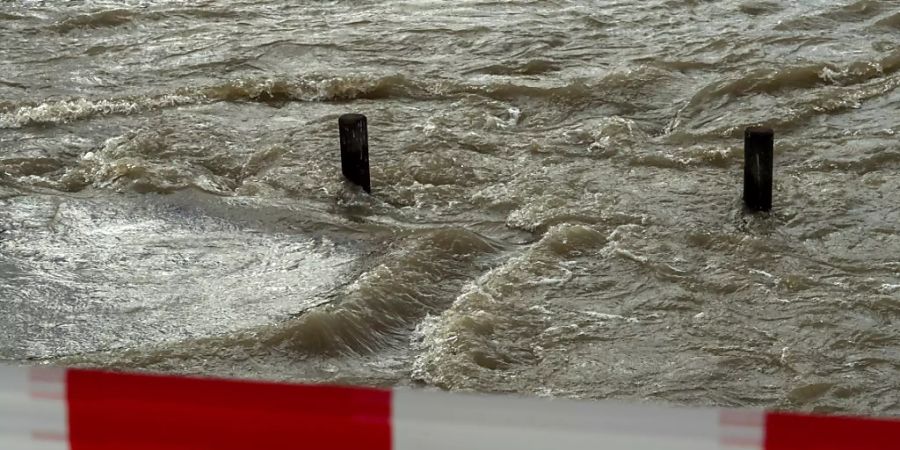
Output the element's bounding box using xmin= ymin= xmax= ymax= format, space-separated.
xmin=0 ymin=94 xmax=196 ymax=128
xmin=0 ymin=194 xmax=358 ymax=359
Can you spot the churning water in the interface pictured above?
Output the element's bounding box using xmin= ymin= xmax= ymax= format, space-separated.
xmin=1 ymin=0 xmax=899 ymax=416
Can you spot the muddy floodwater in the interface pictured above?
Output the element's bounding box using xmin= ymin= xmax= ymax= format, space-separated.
xmin=1 ymin=0 xmax=899 ymax=416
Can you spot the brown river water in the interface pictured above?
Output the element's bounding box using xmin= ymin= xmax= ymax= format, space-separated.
xmin=1 ymin=0 xmax=899 ymax=417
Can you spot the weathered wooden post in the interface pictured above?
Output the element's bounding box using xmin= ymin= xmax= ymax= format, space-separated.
xmin=339 ymin=113 xmax=370 ymax=193
xmin=744 ymin=126 xmax=773 ymax=212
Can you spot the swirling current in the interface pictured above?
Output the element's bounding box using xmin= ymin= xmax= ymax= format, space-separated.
xmin=1 ymin=0 xmax=899 ymax=416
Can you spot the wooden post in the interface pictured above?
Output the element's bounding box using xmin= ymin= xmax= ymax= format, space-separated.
xmin=339 ymin=114 xmax=370 ymax=193
xmin=744 ymin=126 xmax=773 ymax=212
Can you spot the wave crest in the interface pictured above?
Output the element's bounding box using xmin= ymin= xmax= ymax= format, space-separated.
xmin=202 ymin=75 xmax=425 ymax=104
xmin=53 ymin=9 xmax=135 ymax=33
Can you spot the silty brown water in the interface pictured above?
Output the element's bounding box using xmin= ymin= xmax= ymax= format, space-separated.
xmin=1 ymin=0 xmax=899 ymax=416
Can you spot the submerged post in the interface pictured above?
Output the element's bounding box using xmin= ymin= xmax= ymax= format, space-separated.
xmin=743 ymin=126 xmax=774 ymax=212
xmin=339 ymin=113 xmax=371 ymax=193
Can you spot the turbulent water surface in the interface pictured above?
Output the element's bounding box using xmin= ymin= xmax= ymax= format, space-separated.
xmin=1 ymin=0 xmax=899 ymax=416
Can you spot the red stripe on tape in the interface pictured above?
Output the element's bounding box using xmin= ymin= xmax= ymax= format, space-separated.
xmin=66 ymin=369 xmax=391 ymax=450
xmin=765 ymin=411 xmax=900 ymax=450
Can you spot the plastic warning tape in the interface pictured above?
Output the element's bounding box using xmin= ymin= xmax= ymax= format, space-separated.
xmin=1 ymin=364 xmax=897 ymax=450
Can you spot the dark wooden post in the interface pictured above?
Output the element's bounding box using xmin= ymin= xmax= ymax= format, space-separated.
xmin=339 ymin=114 xmax=370 ymax=193
xmin=744 ymin=126 xmax=774 ymax=212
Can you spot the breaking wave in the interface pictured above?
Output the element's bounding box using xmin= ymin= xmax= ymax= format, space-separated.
xmin=262 ymin=228 xmax=500 ymax=356
xmin=668 ymin=52 xmax=900 ymax=139
xmin=0 ymin=94 xmax=196 ymax=129
xmin=0 ymin=69 xmax=665 ymax=128
xmin=411 ymin=224 xmax=609 ymax=389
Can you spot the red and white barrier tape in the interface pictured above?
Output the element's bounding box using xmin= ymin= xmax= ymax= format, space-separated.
xmin=1 ymin=364 xmax=897 ymax=449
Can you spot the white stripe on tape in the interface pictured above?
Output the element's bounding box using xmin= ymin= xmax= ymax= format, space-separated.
xmin=0 ymin=366 xmax=68 ymax=450
xmin=0 ymin=436 xmax=69 ymax=450
xmin=393 ymin=390 xmax=763 ymax=450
